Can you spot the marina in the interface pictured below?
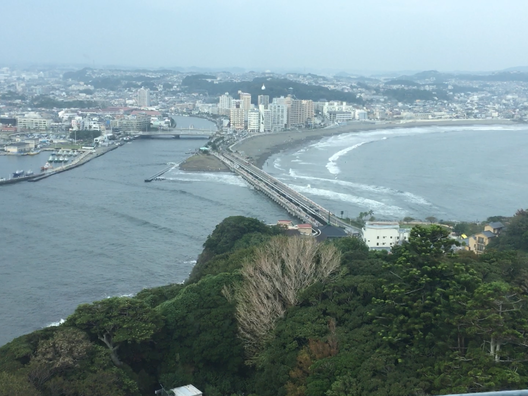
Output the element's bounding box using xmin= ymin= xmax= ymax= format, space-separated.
xmin=0 ymin=145 xmax=118 ymax=185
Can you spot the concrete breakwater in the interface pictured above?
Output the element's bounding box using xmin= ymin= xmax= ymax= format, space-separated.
xmin=30 ymin=145 xmax=119 ymax=182
xmin=0 ymin=145 xmax=120 ymax=185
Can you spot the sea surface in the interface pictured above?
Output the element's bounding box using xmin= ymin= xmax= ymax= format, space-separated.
xmin=263 ymin=124 xmax=528 ymax=222
xmin=1 ymin=121 xmax=527 ymax=346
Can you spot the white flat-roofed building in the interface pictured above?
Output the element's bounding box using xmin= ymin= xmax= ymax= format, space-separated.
xmin=362 ymin=221 xmax=410 ymax=250
xmin=16 ymin=113 xmax=52 ymax=130
xmin=170 ymin=384 xmax=202 ymax=396
xmin=322 ymin=101 xmax=356 ymax=117
xmin=355 ymin=110 xmax=368 ymax=120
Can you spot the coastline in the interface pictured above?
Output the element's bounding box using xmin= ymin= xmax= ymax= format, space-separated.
xmin=232 ymin=119 xmax=516 ymax=169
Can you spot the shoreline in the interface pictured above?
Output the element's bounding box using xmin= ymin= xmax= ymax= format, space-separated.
xmin=232 ymin=119 xmax=517 ymax=169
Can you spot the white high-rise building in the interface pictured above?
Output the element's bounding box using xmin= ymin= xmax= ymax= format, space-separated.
xmin=259 ymin=106 xmax=272 ymax=132
xmin=258 ymin=95 xmax=269 ymax=109
xmin=137 ymin=88 xmax=151 ymax=107
xmin=239 ymin=91 xmax=251 ymax=120
xmin=218 ymin=92 xmax=232 ymax=115
xmin=230 ymin=100 xmax=245 ymax=130
xmin=247 ymin=109 xmax=260 ymax=132
xmin=269 ymin=102 xmax=287 ymax=131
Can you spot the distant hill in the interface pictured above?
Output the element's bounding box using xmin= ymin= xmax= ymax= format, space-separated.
xmin=181 ymin=76 xmax=363 ymax=103
xmin=502 ymin=66 xmax=528 ymax=72
xmin=395 ymin=69 xmax=528 ymax=83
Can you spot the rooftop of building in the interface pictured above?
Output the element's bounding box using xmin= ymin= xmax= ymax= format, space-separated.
xmin=364 ymin=221 xmax=400 ymax=229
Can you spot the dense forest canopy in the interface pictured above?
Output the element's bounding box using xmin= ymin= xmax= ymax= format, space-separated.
xmin=2 ymin=212 xmax=528 ymax=396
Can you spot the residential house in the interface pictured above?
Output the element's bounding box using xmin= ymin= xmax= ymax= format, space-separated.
xmin=467 ymin=221 xmax=505 ymax=254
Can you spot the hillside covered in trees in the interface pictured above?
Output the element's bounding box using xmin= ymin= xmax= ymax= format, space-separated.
xmin=2 ymin=211 xmax=528 ymax=396
xmin=181 ymin=75 xmax=362 ymax=103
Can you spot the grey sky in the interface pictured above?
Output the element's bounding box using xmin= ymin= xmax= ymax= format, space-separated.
xmin=3 ymin=0 xmax=527 ymax=73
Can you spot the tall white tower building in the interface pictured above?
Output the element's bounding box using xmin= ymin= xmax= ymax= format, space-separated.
xmin=137 ymin=88 xmax=151 ymax=107
xmin=218 ymin=92 xmax=232 ymax=115
xmin=269 ymin=102 xmax=287 ymax=131
xmin=247 ymin=109 xmax=260 ymax=132
xmin=259 ymin=105 xmax=272 ymax=132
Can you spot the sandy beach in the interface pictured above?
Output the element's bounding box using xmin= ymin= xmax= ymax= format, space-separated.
xmin=233 ymin=119 xmax=517 ymax=168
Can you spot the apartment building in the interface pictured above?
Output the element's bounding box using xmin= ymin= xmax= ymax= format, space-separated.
xmin=362 ymin=221 xmax=410 ymax=250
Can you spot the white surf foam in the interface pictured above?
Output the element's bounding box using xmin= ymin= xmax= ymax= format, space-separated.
xmin=47 ymin=319 xmax=65 ymax=327
xmin=273 ymin=158 xmax=285 ymax=171
xmin=291 ymin=184 xmax=405 ymax=217
xmin=163 ymin=170 xmax=247 ymax=187
xmin=284 ymin=171 xmax=431 ymax=206
xmin=326 ymin=142 xmax=366 ymax=175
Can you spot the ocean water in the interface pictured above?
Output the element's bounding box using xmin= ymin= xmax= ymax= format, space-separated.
xmin=0 ymin=117 xmax=291 ymax=346
xmin=1 ymin=122 xmax=527 ymax=346
xmin=263 ymin=124 xmax=528 ymax=222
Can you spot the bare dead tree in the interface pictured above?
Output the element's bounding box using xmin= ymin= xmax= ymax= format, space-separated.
xmin=230 ymin=236 xmax=341 ymax=362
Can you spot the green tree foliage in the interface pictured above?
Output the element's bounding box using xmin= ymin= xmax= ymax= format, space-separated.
xmin=0 ymin=91 xmax=27 ymax=101
xmin=189 ymin=216 xmax=282 ymax=283
xmin=66 ymin=297 xmax=163 ymax=367
xmin=373 ymin=226 xmax=470 ymax=351
xmin=31 ymin=95 xmax=100 ymax=109
xmin=202 ymin=216 xmax=276 ymax=256
xmin=158 ymin=272 xmax=249 ymax=395
xmin=69 ymin=129 xmax=102 ymax=141
xmin=0 ymin=372 xmax=40 ymax=396
xmin=135 ymin=283 xmax=185 ymax=308
xmin=383 ymin=88 xmax=449 ymax=102
xmin=453 ymin=221 xmax=483 ymax=236
xmin=27 ymin=328 xmax=92 ymax=388
xmin=5 ymin=215 xmax=528 ymax=396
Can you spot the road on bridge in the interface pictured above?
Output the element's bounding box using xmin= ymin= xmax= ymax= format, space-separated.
xmin=216 ymin=151 xmax=361 ymax=235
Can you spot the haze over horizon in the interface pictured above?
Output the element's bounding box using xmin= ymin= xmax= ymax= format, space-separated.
xmin=2 ymin=0 xmax=527 ymax=74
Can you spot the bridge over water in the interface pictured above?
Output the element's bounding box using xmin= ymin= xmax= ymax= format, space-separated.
xmin=214 ymin=151 xmax=360 ymax=234
xmin=137 ymin=127 xmax=215 ymax=139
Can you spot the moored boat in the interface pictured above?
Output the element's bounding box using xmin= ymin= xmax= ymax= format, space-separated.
xmin=12 ymin=170 xmax=25 ymax=178
xmin=41 ymin=162 xmax=53 ymax=171
xmin=25 ymin=170 xmax=34 ymax=176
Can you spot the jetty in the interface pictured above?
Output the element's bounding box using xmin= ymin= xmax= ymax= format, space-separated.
xmin=29 ymin=146 xmax=119 ymax=182
xmin=144 ymin=164 xmax=175 ymax=182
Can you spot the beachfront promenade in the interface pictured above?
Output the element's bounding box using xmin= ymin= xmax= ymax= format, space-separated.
xmin=213 ymin=150 xmax=360 ymax=234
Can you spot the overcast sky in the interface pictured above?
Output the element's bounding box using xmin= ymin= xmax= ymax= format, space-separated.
xmin=2 ymin=0 xmax=527 ymax=73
